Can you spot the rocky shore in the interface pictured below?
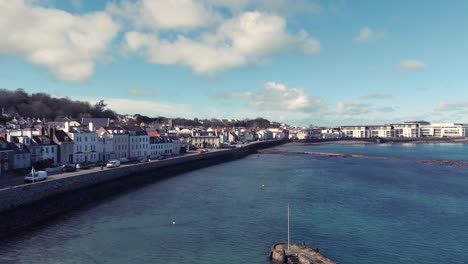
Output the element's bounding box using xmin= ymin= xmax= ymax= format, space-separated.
xmin=259 ymin=149 xmax=468 ymax=168
xmin=269 ymin=243 xmax=336 ymax=264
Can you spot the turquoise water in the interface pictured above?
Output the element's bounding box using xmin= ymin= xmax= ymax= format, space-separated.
xmin=1 ymin=145 xmax=468 ymax=263
xmin=284 ymin=143 xmax=468 ymax=160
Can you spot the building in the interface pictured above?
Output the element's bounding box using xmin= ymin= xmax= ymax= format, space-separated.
xmin=64 ymin=122 xmax=99 ymax=163
xmin=297 ymin=130 xmax=312 ymax=140
xmin=81 ymin=118 xmax=110 ymax=131
xmin=0 ymin=137 xmax=14 ymax=176
xmin=127 ymin=127 xmax=149 ymax=159
xmin=50 ymin=129 xmax=74 ymax=164
xmin=191 ymin=130 xmax=220 ymax=148
xmin=149 ymin=136 xmax=178 ymax=157
xmin=368 ymin=125 xmax=394 ymax=138
xmin=340 ymin=126 xmax=369 ymax=138
xmin=392 ymin=123 xmax=420 ymax=138
xmin=10 ymin=142 xmax=31 ymax=170
xmin=32 ymin=136 xmax=58 ymax=165
xmin=97 ymin=127 xmax=129 ymax=160
xmin=97 ymin=130 xmax=114 ymax=161
xmin=420 ymin=123 xmax=468 ymax=137
xmin=320 ymin=128 xmax=343 ymax=139
xmin=219 ymin=130 xmax=238 ymax=144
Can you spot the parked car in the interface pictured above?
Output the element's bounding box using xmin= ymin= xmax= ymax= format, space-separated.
xmin=24 ymin=171 xmax=47 ymax=183
xmin=76 ymin=163 xmax=90 ymax=170
xmin=128 ymin=157 xmax=139 ymax=163
xmin=62 ymin=164 xmax=77 ymax=172
xmin=140 ymin=158 xmax=149 ymax=163
xmin=118 ymin=158 xmax=129 ymax=164
xmin=106 ymin=159 xmax=121 ymax=168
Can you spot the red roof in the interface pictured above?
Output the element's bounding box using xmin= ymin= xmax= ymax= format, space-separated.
xmin=147 ymin=131 xmax=159 ymax=137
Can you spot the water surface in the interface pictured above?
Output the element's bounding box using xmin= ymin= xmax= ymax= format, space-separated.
xmin=1 ymin=145 xmax=467 ymax=263
xmin=283 ymin=143 xmax=468 ymax=160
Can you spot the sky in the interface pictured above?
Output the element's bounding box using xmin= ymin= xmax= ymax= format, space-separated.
xmin=1 ymin=0 xmax=468 ymax=126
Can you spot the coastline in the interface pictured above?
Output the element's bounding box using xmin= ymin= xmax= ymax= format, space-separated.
xmin=0 ymin=140 xmax=286 ymax=239
xmin=291 ymin=137 xmax=468 ymax=146
xmin=259 ymin=149 xmax=468 ymax=168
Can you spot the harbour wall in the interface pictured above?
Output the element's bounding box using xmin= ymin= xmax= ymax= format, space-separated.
xmin=0 ymin=140 xmax=285 ymax=238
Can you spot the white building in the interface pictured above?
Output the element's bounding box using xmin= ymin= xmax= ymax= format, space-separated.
xmin=392 ymin=123 xmax=420 ymax=138
xmin=320 ymin=128 xmax=344 ymax=139
xmin=192 ymin=130 xmax=220 ymax=148
xmin=64 ymin=122 xmax=99 ymax=163
xmin=97 ymin=131 xmax=114 ymax=161
xmin=32 ymin=136 xmax=58 ymax=164
xmin=368 ymin=125 xmax=394 ymax=138
xmin=420 ymin=123 xmax=468 ymax=137
xmin=340 ymin=126 xmax=369 ymax=138
xmin=128 ymin=128 xmax=149 ymax=159
xmin=149 ymin=136 xmax=179 ymax=157
xmin=97 ymin=127 xmax=130 ymax=160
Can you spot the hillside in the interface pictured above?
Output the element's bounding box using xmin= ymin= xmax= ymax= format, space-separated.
xmin=0 ymin=89 xmax=116 ymax=121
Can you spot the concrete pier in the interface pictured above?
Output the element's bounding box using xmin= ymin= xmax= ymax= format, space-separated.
xmin=269 ymin=243 xmax=336 ymax=264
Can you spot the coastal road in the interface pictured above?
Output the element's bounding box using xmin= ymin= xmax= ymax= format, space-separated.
xmin=0 ymin=148 xmax=232 ymax=190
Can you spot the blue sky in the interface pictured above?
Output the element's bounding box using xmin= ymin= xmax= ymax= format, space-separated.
xmin=1 ymin=0 xmax=468 ymax=126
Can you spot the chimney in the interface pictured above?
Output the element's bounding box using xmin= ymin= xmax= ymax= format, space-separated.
xmin=64 ymin=121 xmax=69 ymax=133
xmin=89 ymin=122 xmax=94 ymax=132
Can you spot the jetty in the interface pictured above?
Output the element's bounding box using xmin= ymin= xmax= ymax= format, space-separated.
xmin=269 ymin=242 xmax=336 ymax=264
xmin=269 ymin=204 xmax=336 ymax=264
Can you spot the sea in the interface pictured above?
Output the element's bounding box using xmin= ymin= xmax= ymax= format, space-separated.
xmin=1 ymin=143 xmax=467 ymax=264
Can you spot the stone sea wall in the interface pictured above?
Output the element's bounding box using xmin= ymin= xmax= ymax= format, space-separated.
xmin=0 ymin=140 xmax=285 ymax=238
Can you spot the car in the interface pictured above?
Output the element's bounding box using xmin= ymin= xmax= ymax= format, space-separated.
xmin=128 ymin=157 xmax=139 ymax=163
xmin=62 ymin=164 xmax=77 ymax=172
xmin=24 ymin=171 xmax=47 ymax=183
xmin=118 ymin=158 xmax=129 ymax=164
xmin=106 ymin=159 xmax=121 ymax=168
xmin=140 ymin=158 xmax=150 ymax=163
xmin=75 ymin=163 xmax=90 ymax=170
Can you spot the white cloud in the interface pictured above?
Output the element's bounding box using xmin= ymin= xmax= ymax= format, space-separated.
xmin=353 ymin=27 xmax=381 ymax=43
xmin=231 ymin=82 xmax=323 ymax=112
xmin=128 ymin=88 xmax=156 ymax=97
xmin=359 ymin=93 xmax=392 ymax=100
xmin=336 ymin=101 xmax=371 ymax=115
xmin=106 ymin=0 xmax=220 ymax=30
xmin=0 ymin=0 xmax=120 ymax=82
xmin=77 ymin=97 xmax=194 ymax=117
xmin=377 ymin=106 xmax=395 ymax=112
xmin=206 ymin=0 xmax=323 ymax=16
xmin=396 ymin=59 xmax=428 ymax=72
xmin=436 ymin=101 xmax=468 ymax=112
xmin=122 ymin=12 xmax=320 ymax=74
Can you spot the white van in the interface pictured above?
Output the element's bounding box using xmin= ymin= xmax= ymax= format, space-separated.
xmin=24 ymin=171 xmax=48 ymax=183
xmin=106 ymin=159 xmax=121 ymax=168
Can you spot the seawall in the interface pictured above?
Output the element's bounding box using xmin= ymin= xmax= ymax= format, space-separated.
xmin=0 ymin=140 xmax=285 ymax=239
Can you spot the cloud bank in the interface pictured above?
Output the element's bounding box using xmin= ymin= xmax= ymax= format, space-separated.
xmin=121 ymin=11 xmax=320 ymax=74
xmin=0 ymin=0 xmax=120 ymax=82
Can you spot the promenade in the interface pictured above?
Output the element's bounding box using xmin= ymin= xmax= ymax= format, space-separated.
xmin=0 ymin=145 xmax=240 ymax=190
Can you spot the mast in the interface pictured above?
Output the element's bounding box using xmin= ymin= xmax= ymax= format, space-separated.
xmin=288 ymin=203 xmax=290 ymax=251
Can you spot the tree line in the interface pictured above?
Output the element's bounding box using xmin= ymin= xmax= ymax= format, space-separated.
xmin=0 ymin=89 xmax=283 ymax=129
xmin=0 ymin=89 xmax=116 ymax=121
